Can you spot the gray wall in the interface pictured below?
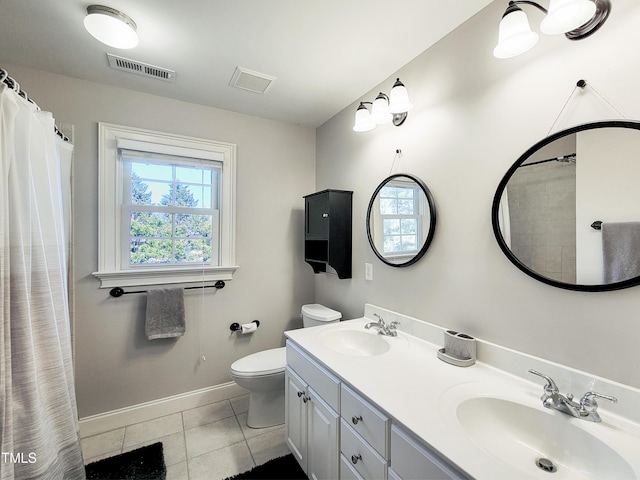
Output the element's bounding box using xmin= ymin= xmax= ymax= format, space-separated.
xmin=4 ymin=64 xmax=317 ymax=417
xmin=315 ymin=0 xmax=640 ymax=388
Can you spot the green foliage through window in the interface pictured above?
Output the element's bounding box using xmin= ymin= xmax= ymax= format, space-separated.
xmin=123 ymin=154 xmax=219 ymax=266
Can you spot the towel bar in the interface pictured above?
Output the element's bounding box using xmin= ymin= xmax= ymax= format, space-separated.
xmin=109 ymin=280 xmax=225 ymax=297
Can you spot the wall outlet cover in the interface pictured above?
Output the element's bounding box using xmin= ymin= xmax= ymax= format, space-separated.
xmin=365 ymin=263 xmax=373 ymax=281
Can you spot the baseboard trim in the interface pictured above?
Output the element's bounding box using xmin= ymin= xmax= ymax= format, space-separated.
xmin=79 ymin=382 xmax=247 ymax=438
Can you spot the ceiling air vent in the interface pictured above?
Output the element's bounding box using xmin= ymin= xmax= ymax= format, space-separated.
xmin=107 ymin=54 xmax=176 ymax=83
xmin=229 ymin=67 xmax=276 ymax=94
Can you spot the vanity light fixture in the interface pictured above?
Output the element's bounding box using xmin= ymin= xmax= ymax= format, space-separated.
xmin=493 ymin=0 xmax=611 ymax=59
xmin=84 ymin=5 xmax=139 ymax=49
xmin=353 ymin=78 xmax=413 ymax=132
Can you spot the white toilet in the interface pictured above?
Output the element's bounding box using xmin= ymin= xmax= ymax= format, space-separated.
xmin=230 ymin=304 xmax=341 ymax=428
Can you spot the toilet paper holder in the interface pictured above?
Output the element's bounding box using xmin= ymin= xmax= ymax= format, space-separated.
xmin=230 ymin=320 xmax=260 ymax=331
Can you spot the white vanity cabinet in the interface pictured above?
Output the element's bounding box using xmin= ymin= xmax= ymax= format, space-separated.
xmin=285 ymin=342 xmax=340 ymax=480
xmin=389 ymin=425 xmax=466 ymax=480
xmin=285 ymin=338 xmax=466 ymax=480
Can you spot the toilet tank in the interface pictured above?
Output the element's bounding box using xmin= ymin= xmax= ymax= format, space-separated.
xmin=301 ymin=303 xmax=341 ymax=328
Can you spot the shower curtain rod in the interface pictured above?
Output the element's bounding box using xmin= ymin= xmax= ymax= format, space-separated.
xmin=0 ymin=67 xmax=69 ymax=142
xmin=519 ymin=153 xmax=576 ymax=168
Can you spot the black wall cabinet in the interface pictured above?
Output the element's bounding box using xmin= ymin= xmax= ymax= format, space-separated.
xmin=303 ymin=189 xmax=353 ymax=279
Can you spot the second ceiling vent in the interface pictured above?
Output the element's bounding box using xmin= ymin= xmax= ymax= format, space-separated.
xmin=229 ymin=67 xmax=276 ymax=94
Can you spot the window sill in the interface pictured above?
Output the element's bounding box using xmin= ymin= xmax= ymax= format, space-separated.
xmin=92 ymin=266 xmax=239 ymax=289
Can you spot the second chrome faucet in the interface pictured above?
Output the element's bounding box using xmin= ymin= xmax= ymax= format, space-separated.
xmin=364 ymin=313 xmax=399 ymax=337
xmin=529 ymin=369 xmax=617 ymax=423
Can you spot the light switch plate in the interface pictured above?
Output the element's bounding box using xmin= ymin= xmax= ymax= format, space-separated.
xmin=365 ymin=263 xmax=373 ymax=281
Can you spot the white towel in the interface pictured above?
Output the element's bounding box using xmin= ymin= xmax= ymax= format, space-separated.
xmin=602 ymin=222 xmax=640 ymax=284
xmin=145 ymin=288 xmax=186 ymax=339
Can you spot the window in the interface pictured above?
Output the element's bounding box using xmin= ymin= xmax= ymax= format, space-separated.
xmin=94 ymin=123 xmax=237 ymax=288
xmin=122 ymin=152 xmax=219 ymax=267
xmin=379 ymin=182 xmax=422 ymax=257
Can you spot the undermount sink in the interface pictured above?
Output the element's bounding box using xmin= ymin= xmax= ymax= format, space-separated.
xmin=321 ymin=329 xmax=393 ymax=356
xmin=441 ymin=383 xmax=638 ymax=479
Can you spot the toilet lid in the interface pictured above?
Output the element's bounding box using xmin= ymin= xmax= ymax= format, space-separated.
xmin=230 ymin=347 xmax=286 ymax=377
xmin=302 ymin=303 xmax=341 ymax=322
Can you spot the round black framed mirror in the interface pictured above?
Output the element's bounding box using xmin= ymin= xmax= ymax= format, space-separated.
xmin=491 ymin=120 xmax=640 ymax=291
xmin=366 ymin=173 xmax=436 ymax=267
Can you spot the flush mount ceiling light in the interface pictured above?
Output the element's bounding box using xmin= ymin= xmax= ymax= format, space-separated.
xmin=494 ymin=0 xmax=611 ymax=59
xmin=84 ymin=5 xmax=138 ymax=49
xmin=353 ymin=78 xmax=414 ymax=132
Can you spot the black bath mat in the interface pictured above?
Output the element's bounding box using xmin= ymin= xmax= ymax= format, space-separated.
xmin=85 ymin=442 xmax=166 ymax=480
xmin=226 ymin=454 xmax=307 ymax=480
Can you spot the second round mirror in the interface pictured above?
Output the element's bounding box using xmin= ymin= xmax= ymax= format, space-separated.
xmin=366 ymin=174 xmax=436 ymax=267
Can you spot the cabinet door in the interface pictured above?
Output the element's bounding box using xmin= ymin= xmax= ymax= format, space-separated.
xmin=306 ymin=194 xmax=330 ymax=239
xmin=307 ymin=388 xmax=340 ymax=480
xmin=285 ymin=367 xmax=308 ymax=471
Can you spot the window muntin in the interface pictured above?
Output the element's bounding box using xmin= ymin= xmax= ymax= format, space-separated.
xmin=121 ymin=151 xmax=221 ymax=268
xmin=379 ymin=183 xmax=422 ymax=257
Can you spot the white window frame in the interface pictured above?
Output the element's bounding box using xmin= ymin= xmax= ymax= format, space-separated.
xmin=93 ymin=123 xmax=238 ymax=288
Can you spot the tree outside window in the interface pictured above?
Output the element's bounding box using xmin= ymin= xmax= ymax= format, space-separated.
xmin=122 ymin=154 xmax=219 ymax=267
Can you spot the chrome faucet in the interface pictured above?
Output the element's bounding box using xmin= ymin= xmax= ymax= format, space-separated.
xmin=529 ymin=369 xmax=617 ymax=423
xmin=364 ymin=313 xmax=399 ymax=337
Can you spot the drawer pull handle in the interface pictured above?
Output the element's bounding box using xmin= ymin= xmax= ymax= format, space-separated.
xmin=302 ymin=395 xmax=309 ymax=403
xmin=297 ymin=391 xmax=304 ymax=398
xmin=351 ymin=454 xmax=362 ymax=465
xmin=352 ymin=415 xmax=363 ymax=425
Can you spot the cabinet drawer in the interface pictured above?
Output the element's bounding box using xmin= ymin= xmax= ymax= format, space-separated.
xmin=390 ymin=425 xmax=464 ymax=480
xmin=340 ymin=455 xmax=363 ymax=480
xmin=341 ymin=384 xmax=389 ymax=458
xmin=341 ymin=420 xmax=387 ymax=480
xmin=286 ymin=341 xmax=340 ymax=411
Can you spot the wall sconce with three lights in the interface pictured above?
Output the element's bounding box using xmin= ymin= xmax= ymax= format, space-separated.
xmin=494 ymin=0 xmax=611 ymax=58
xmin=353 ymin=78 xmax=414 ymax=132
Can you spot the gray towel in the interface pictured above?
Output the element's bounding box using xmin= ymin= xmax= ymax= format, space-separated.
xmin=602 ymin=222 xmax=640 ymax=283
xmin=145 ymin=288 xmax=185 ymax=339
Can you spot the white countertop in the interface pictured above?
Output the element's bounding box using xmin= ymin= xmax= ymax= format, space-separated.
xmin=285 ymin=304 xmax=640 ymax=480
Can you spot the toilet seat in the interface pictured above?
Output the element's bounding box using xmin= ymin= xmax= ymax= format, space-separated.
xmin=230 ymin=347 xmax=286 ymax=378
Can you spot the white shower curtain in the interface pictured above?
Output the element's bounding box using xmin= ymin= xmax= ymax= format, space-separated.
xmin=0 ymin=84 xmax=85 ymax=479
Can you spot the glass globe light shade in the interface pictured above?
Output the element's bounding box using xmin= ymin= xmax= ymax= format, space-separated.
xmin=540 ymin=0 xmax=597 ymax=35
xmin=353 ymin=104 xmax=376 ymax=132
xmin=370 ymin=93 xmax=392 ymax=125
xmin=388 ymin=79 xmax=413 ymax=114
xmin=493 ymin=8 xmax=539 ymax=58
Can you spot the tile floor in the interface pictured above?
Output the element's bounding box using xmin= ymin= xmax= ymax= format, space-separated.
xmin=81 ymin=394 xmax=291 ymax=480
